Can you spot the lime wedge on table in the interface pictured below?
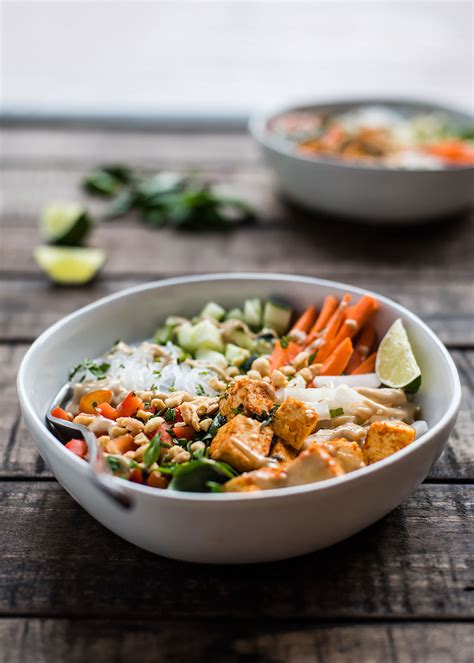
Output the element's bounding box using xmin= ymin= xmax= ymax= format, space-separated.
xmin=376 ymin=318 xmax=422 ymax=391
xmin=40 ymin=203 xmax=92 ymax=246
xmin=34 ymin=246 xmax=106 ymax=285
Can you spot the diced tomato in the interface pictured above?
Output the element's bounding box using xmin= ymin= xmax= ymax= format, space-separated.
xmin=117 ymin=391 xmax=144 ymax=418
xmin=51 ymin=406 xmax=73 ymax=422
xmin=79 ymin=389 xmax=113 ymax=415
xmin=159 ymin=424 xmax=173 ymax=445
xmin=95 ymin=401 xmax=118 ymax=420
xmin=174 ymin=407 xmax=184 ymax=423
xmin=129 ymin=467 xmax=144 ymax=484
xmin=146 ymin=471 xmax=169 ymax=489
xmin=65 ymin=438 xmax=87 ymax=458
xmin=173 ymin=425 xmax=195 ymax=440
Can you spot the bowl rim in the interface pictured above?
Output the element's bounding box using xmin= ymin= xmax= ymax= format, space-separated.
xmin=18 ymin=272 xmax=462 ymax=503
xmin=249 ymin=96 xmax=474 ymax=174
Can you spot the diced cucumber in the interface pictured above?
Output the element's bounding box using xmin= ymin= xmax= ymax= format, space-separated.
xmin=195 ymin=348 xmax=228 ymax=370
xmin=200 ymin=302 xmax=226 ymax=321
xmin=177 ymin=323 xmax=197 ymax=353
xmin=243 ymin=298 xmax=263 ymax=330
xmin=254 ymin=335 xmax=274 ymax=354
xmin=263 ymin=300 xmax=293 ymax=335
xmin=154 ymin=325 xmax=172 ymax=344
xmin=225 ymin=343 xmax=250 ymax=367
xmin=192 ymin=319 xmax=225 ymax=352
xmin=226 ymin=308 xmax=244 ymax=321
xmin=226 ymin=328 xmax=255 ymax=351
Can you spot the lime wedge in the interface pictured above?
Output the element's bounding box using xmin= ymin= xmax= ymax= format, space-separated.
xmin=40 ymin=203 xmax=92 ymax=246
xmin=34 ymin=246 xmax=106 ymax=285
xmin=376 ymin=318 xmax=422 ymax=390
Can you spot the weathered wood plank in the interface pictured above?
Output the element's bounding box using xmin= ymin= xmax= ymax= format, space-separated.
xmin=0 ymin=345 xmax=472 ymax=479
xmin=2 ymin=214 xmax=473 ymax=277
xmin=0 ymin=165 xmax=279 ymax=225
xmin=0 ymin=128 xmax=260 ymax=167
xmin=1 ymin=620 xmax=473 ymax=663
xmin=0 ymin=483 xmax=472 ymax=618
xmin=1 ymin=274 xmax=472 ymax=345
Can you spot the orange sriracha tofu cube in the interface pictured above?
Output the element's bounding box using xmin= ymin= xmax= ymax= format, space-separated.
xmin=209 ymin=414 xmax=273 ymax=472
xmin=224 ymin=467 xmax=286 ymax=492
xmin=285 ymin=443 xmax=345 ymax=486
xmin=362 ymin=420 xmax=416 ymax=464
xmin=270 ymin=438 xmax=298 ymax=465
xmin=324 ymin=438 xmax=366 ymax=473
xmin=219 ymin=377 xmax=276 ymax=420
xmin=271 ymin=397 xmax=319 ymax=450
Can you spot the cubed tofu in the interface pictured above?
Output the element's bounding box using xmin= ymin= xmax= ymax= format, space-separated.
xmin=271 ymin=397 xmax=319 ymax=450
xmin=209 ymin=414 xmax=274 ymax=472
xmin=270 ymin=437 xmax=299 ymax=464
xmin=324 ymin=438 xmax=366 ymax=473
xmin=219 ymin=376 xmax=276 ymax=420
xmin=362 ymin=420 xmax=416 ymax=464
xmin=224 ymin=467 xmax=286 ymax=492
xmin=285 ymin=443 xmax=345 ymax=486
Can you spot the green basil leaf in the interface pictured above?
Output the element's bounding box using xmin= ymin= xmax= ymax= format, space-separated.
xmin=168 ymin=458 xmax=237 ymax=492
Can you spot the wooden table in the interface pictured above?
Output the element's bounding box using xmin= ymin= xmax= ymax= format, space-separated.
xmin=1 ymin=124 xmax=473 ymax=662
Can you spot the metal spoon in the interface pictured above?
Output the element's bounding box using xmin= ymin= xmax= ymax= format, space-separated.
xmin=46 ymin=383 xmax=133 ymax=509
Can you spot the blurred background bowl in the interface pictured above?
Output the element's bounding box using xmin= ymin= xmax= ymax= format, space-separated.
xmin=250 ymin=99 xmax=474 ymax=224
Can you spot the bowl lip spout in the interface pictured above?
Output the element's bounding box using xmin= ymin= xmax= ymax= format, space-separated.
xmin=18 ymin=272 xmax=462 ymax=504
xmin=249 ymin=96 xmax=474 ymax=174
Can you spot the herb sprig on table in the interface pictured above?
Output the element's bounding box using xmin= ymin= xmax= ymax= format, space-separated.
xmin=83 ymin=166 xmax=255 ymax=230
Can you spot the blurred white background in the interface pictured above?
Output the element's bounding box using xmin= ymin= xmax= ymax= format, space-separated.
xmin=1 ymin=0 xmax=473 ymax=122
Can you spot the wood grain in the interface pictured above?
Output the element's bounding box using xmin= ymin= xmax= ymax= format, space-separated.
xmin=1 ymin=620 xmax=473 ymax=663
xmin=0 ymin=482 xmax=472 ymax=619
xmin=2 ymin=215 xmax=473 ymax=278
xmin=0 ymin=129 xmax=259 ymax=167
xmin=0 ymin=125 xmax=473 ymax=657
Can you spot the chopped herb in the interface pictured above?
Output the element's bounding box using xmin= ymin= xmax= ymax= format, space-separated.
xmin=144 ymin=433 xmax=162 ymax=468
xmin=308 ymin=352 xmax=316 ymax=364
xmin=330 ymin=407 xmax=344 ymax=418
xmin=231 ymin=405 xmax=244 ymax=415
xmin=206 ymin=481 xmax=224 ymax=493
xmin=113 ymin=338 xmax=121 ymax=346
xmin=156 ymin=463 xmax=177 ymax=475
xmin=168 ymin=386 xmax=176 ymax=393
xmin=195 ymin=384 xmax=206 ymax=396
xmin=255 ymin=404 xmax=280 ymax=425
xmin=198 ymin=370 xmax=210 ymax=376
xmin=164 ymin=408 xmax=177 ymax=423
xmin=106 ymin=456 xmax=122 ymax=473
xmin=69 ymin=359 xmax=111 ymax=380
xmin=280 ymin=335 xmax=290 ymax=349
xmin=201 ymin=413 xmax=226 ymax=442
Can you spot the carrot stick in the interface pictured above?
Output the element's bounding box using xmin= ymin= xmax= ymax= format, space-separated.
xmin=313 ymin=294 xmax=351 ymax=363
xmin=307 ymin=296 xmax=338 ymax=342
xmin=272 ymin=305 xmax=318 ymax=368
xmin=351 ymin=352 xmax=377 ymax=375
xmin=319 ymin=338 xmax=353 ymax=376
xmin=292 ymin=305 xmax=318 ymax=333
xmin=346 ymin=324 xmax=375 ymax=373
xmin=332 ymin=295 xmax=379 ymax=347
xmin=269 ymin=340 xmax=288 ymax=372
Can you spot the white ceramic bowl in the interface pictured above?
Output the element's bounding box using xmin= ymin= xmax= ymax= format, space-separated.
xmin=18 ymin=274 xmax=461 ymax=563
xmin=250 ymin=99 xmax=474 ymax=224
